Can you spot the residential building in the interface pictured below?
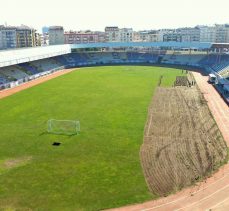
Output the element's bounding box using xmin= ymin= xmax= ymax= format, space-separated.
xmin=158 ymin=29 xmax=172 ymax=42
xmin=64 ymin=31 xmax=99 ymax=44
xmin=95 ymin=31 xmax=106 ymax=43
xmin=215 ymin=24 xmax=228 ymax=43
xmin=199 ymin=26 xmax=216 ymax=42
xmin=0 ymin=25 xmax=4 ymax=49
xmin=226 ymin=25 xmax=229 ymax=43
xmin=40 ymin=33 xmax=49 ymax=46
xmin=133 ymin=31 xmax=141 ymax=42
xmin=16 ymin=25 xmax=36 ymax=48
xmin=49 ymin=26 xmax=64 ymax=45
xmin=35 ymin=32 xmax=41 ymax=46
xmin=177 ymin=27 xmax=200 ymax=42
xmin=0 ymin=26 xmax=17 ymax=49
xmin=133 ymin=30 xmax=159 ymax=42
xmin=163 ymin=32 xmax=182 ymax=42
xmin=0 ymin=25 xmax=38 ymax=49
xmin=105 ymin=27 xmax=119 ymax=42
xmin=119 ymin=28 xmax=133 ymax=42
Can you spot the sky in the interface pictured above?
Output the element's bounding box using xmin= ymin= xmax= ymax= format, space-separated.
xmin=1 ymin=0 xmax=229 ymax=32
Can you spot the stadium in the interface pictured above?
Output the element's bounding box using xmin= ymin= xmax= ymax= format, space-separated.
xmin=0 ymin=42 xmax=229 ymax=210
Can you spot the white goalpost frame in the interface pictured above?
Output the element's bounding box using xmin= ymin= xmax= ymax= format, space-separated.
xmin=47 ymin=119 xmax=80 ymax=135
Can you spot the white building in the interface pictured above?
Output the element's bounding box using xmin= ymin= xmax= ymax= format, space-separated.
xmin=15 ymin=25 xmax=37 ymax=48
xmin=226 ymin=25 xmax=229 ymax=43
xmin=133 ymin=30 xmax=159 ymax=42
xmin=119 ymin=28 xmax=133 ymax=42
xmin=157 ymin=29 xmax=173 ymax=42
xmin=199 ymin=26 xmax=216 ymax=43
xmin=49 ymin=26 xmax=64 ymax=45
xmin=0 ymin=26 xmax=4 ymax=49
xmin=0 ymin=26 xmax=17 ymax=49
xmin=105 ymin=27 xmax=119 ymax=42
xmin=40 ymin=33 xmax=49 ymax=46
xmin=177 ymin=27 xmax=200 ymax=42
xmin=0 ymin=25 xmax=39 ymax=49
xmin=105 ymin=27 xmax=133 ymax=42
xmin=215 ymin=24 xmax=229 ymax=43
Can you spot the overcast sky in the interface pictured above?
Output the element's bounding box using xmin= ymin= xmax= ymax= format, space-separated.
xmin=1 ymin=0 xmax=228 ymax=32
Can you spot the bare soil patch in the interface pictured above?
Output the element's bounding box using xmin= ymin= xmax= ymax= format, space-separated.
xmin=1 ymin=156 xmax=32 ymax=170
xmin=141 ymin=86 xmax=228 ymax=196
xmin=4 ymin=157 xmax=32 ymax=169
xmin=174 ymin=76 xmax=188 ymax=86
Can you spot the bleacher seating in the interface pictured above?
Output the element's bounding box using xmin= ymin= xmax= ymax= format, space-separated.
xmin=198 ymin=54 xmax=219 ymax=66
xmin=219 ymin=66 xmax=229 ymax=78
xmin=0 ymin=74 xmax=9 ymax=85
xmin=127 ymin=52 xmax=158 ymax=63
xmin=57 ymin=52 xmax=159 ymax=65
xmin=18 ymin=63 xmax=40 ymax=75
xmin=55 ymin=52 xmax=229 ymax=78
xmin=198 ymin=54 xmax=229 ymax=74
xmin=215 ymin=83 xmax=229 ymax=105
xmin=0 ymin=57 xmax=65 ymax=89
xmin=1 ymin=66 xmax=29 ymax=80
xmin=0 ymin=51 xmax=229 ymax=99
xmin=162 ymin=53 xmax=205 ymax=66
xmin=31 ymin=58 xmax=62 ymax=72
xmin=54 ymin=55 xmax=70 ymax=66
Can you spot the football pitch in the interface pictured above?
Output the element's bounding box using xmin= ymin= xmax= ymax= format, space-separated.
xmin=0 ymin=66 xmax=185 ymax=211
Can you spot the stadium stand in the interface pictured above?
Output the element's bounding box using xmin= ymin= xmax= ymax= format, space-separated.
xmin=31 ymin=58 xmax=63 ymax=72
xmin=0 ymin=42 xmax=229 ymax=103
xmin=219 ymin=67 xmax=229 ymax=78
xmin=127 ymin=52 xmax=158 ymax=63
xmin=0 ymin=58 xmax=65 ymax=90
xmin=1 ymin=52 xmax=228 ymax=84
xmin=215 ymin=82 xmax=229 ymax=104
xmin=161 ymin=52 xmax=205 ymax=66
xmin=1 ymin=66 xmax=29 ymax=80
xmin=18 ymin=63 xmax=40 ymax=75
xmin=56 ymin=52 xmax=223 ymax=80
xmin=198 ymin=54 xmax=229 ymax=73
xmin=0 ymin=74 xmax=9 ymax=85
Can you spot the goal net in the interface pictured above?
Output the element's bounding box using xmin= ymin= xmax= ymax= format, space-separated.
xmin=47 ymin=119 xmax=80 ymax=135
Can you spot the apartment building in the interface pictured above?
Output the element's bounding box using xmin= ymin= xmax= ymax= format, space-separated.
xmin=49 ymin=26 xmax=64 ymax=45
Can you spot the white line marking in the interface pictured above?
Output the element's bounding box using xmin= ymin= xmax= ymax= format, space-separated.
xmin=174 ymin=183 xmax=229 ymax=211
xmin=141 ymin=170 xmax=229 ymax=211
xmin=207 ymin=196 xmax=229 ymax=210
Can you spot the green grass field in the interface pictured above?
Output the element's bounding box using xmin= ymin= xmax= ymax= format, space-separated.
xmin=0 ymin=66 xmax=184 ymax=211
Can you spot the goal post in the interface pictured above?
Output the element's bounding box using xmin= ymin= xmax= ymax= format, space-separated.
xmin=47 ymin=119 xmax=80 ymax=135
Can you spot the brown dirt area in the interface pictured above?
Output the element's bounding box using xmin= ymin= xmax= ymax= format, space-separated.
xmin=2 ymin=156 xmax=32 ymax=169
xmin=141 ymin=85 xmax=228 ymax=196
